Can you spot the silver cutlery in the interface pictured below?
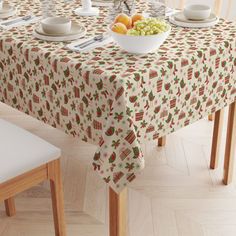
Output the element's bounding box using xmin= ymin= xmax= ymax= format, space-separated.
xmin=75 ymin=34 xmax=109 ymax=49
xmin=1 ymin=15 xmax=33 ymax=26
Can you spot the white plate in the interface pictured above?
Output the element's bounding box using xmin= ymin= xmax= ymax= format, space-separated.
xmin=174 ymin=12 xmax=217 ymax=23
xmin=169 ymin=15 xmax=219 ymax=28
xmin=33 ymin=23 xmax=86 ymax=42
xmin=0 ymin=4 xmax=16 ymax=19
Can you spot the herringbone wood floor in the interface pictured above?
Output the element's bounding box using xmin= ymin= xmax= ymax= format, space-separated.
xmin=0 ymin=102 xmax=236 ymax=236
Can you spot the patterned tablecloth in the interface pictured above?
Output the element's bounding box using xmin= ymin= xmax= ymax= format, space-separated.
xmin=0 ymin=0 xmax=236 ymax=192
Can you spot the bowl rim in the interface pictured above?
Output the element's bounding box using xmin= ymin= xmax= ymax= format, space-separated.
xmin=108 ymin=24 xmax=171 ymax=38
xmin=184 ymin=4 xmax=211 ymax=12
xmin=41 ymin=16 xmax=72 ymax=25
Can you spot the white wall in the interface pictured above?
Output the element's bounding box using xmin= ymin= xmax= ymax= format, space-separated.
xmin=167 ymin=0 xmax=236 ymax=20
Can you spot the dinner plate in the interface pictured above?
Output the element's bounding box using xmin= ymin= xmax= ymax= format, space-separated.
xmin=33 ymin=23 xmax=86 ymax=42
xmin=169 ymin=15 xmax=219 ymax=28
xmin=174 ymin=12 xmax=217 ymax=23
xmin=0 ymin=4 xmax=17 ymax=19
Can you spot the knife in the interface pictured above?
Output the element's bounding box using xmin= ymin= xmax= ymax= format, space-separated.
xmin=1 ymin=15 xmax=33 ymax=26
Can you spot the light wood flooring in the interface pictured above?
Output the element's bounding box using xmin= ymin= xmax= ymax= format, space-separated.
xmin=0 ymin=102 xmax=236 ymax=236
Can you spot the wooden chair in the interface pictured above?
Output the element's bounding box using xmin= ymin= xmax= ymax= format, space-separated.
xmin=0 ymin=119 xmax=66 ymax=236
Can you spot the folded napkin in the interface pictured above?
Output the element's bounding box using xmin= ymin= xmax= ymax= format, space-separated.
xmin=92 ymin=0 xmax=113 ymax=7
xmin=66 ymin=35 xmax=113 ymax=52
xmin=0 ymin=15 xmax=41 ymax=29
xmin=166 ymin=7 xmax=181 ymax=17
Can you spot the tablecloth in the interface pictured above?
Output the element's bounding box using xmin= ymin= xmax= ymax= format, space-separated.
xmin=0 ymin=0 xmax=236 ymax=192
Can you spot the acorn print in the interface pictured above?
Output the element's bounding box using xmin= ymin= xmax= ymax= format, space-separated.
xmin=154 ymin=106 xmax=161 ymax=114
xmin=46 ymin=101 xmax=50 ymax=111
xmin=0 ymin=61 xmax=3 ymax=71
xmin=64 ymin=67 xmax=70 ymax=77
xmin=44 ymin=75 xmax=49 ymax=85
xmin=76 ymin=114 xmax=80 ymax=124
xmin=194 ymin=71 xmax=200 ymax=78
xmin=97 ymin=107 xmax=102 ymax=117
xmin=105 ymin=126 xmax=115 ymax=136
xmin=34 ymin=57 xmax=40 ymax=66
xmin=38 ymin=108 xmax=43 ymax=117
xmin=74 ymin=86 xmax=80 ymax=98
xmin=16 ymin=64 xmax=22 ymax=74
xmin=24 ymin=49 xmax=29 ymax=62
xmin=96 ymin=79 xmax=103 ymax=90
xmin=66 ymin=121 xmax=72 ymax=130
xmin=82 ymin=96 xmax=89 ymax=107
xmin=0 ymin=40 xmax=3 ymax=51
xmin=165 ymin=83 xmax=171 ymax=91
xmin=184 ymin=93 xmax=190 ymax=102
xmin=7 ymin=83 xmax=13 ymax=92
xmin=113 ymin=172 xmax=124 ymax=184
xmin=61 ymin=106 xmax=68 ymax=116
xmin=33 ymin=94 xmax=39 ymax=103
xmin=115 ymin=87 xmax=124 ymax=100
xmin=109 ymin=152 xmax=116 ymax=163
xmin=149 ymin=70 xmax=158 ymax=79
xmin=148 ymin=91 xmax=155 ymax=101
xmin=129 ymin=96 xmax=138 ymax=103
xmin=52 ymin=59 xmax=58 ymax=73
xmin=208 ymin=68 xmax=213 ymax=77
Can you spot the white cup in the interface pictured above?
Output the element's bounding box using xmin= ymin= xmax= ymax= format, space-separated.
xmin=0 ymin=0 xmax=3 ymax=10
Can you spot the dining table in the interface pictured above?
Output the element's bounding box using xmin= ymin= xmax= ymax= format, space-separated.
xmin=0 ymin=0 xmax=236 ymax=235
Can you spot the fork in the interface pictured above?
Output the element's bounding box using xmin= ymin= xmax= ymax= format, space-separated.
xmin=75 ymin=34 xmax=106 ymax=49
xmin=1 ymin=15 xmax=33 ymax=26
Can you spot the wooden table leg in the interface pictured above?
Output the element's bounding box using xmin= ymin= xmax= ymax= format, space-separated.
xmin=223 ymin=102 xmax=236 ymax=185
xmin=4 ymin=197 xmax=16 ymax=217
xmin=208 ymin=114 xmax=215 ymax=121
xmin=109 ymin=187 xmax=127 ymax=236
xmin=158 ymin=136 xmax=166 ymax=147
xmin=210 ymin=109 xmax=224 ymax=169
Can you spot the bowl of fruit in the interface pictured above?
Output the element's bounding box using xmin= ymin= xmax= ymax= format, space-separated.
xmin=108 ymin=13 xmax=171 ymax=54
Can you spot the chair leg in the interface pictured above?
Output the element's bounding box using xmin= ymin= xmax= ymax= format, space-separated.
xmin=109 ymin=187 xmax=127 ymax=236
xmin=4 ymin=197 xmax=16 ymax=217
xmin=210 ymin=109 xmax=224 ymax=169
xmin=158 ymin=136 xmax=166 ymax=147
xmin=47 ymin=160 xmax=66 ymax=236
xmin=223 ymin=102 xmax=236 ymax=185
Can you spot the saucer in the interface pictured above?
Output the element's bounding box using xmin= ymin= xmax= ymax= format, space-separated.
xmin=0 ymin=4 xmax=17 ymax=19
xmin=174 ymin=12 xmax=217 ymax=23
xmin=34 ymin=22 xmax=86 ymax=42
xmin=169 ymin=14 xmax=219 ymax=28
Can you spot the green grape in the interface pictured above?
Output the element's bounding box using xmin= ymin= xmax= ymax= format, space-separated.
xmin=127 ymin=18 xmax=169 ymax=36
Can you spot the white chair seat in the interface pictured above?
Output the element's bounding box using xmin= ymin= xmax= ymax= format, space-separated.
xmin=0 ymin=119 xmax=61 ymax=184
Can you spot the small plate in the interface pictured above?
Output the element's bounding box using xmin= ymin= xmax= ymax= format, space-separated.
xmin=33 ymin=23 xmax=86 ymax=42
xmin=0 ymin=4 xmax=16 ymax=19
xmin=174 ymin=12 xmax=217 ymax=23
xmin=169 ymin=15 xmax=219 ymax=28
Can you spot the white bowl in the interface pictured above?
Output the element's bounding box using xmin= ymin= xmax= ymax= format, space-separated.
xmin=108 ymin=26 xmax=171 ymax=54
xmin=41 ymin=17 xmax=72 ymax=35
xmin=184 ymin=5 xmax=211 ymax=20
